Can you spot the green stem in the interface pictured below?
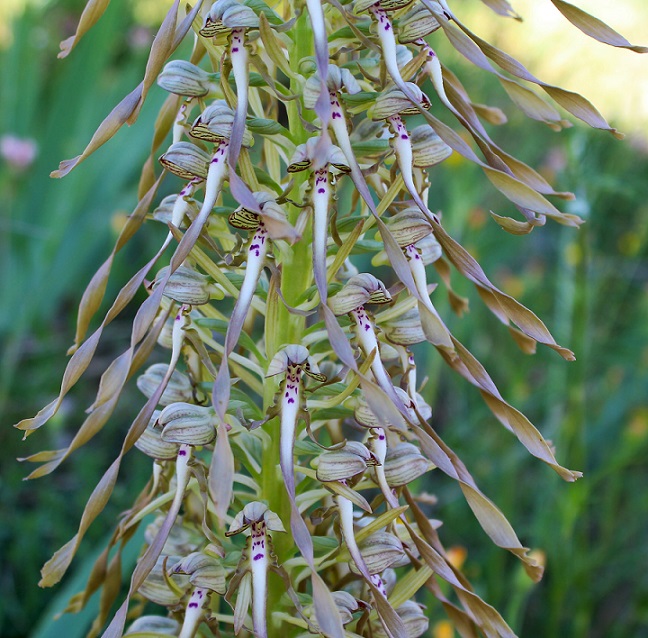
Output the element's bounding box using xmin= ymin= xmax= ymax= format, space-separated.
xmin=261 ymin=11 xmax=314 ymax=630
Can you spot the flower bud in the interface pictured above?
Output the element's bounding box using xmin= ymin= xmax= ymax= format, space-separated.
xmin=153 ymin=265 xmax=212 ymax=306
xmin=135 ymin=411 xmax=180 ymax=460
xmin=158 ymin=60 xmax=213 ymax=97
xmin=190 ymin=101 xmax=253 ymax=146
xmin=125 ymin=615 xmax=180 ymax=636
xmin=329 ymin=273 xmax=391 ymax=315
xmin=386 ymin=208 xmax=433 ymax=247
xmin=397 ymin=4 xmax=441 ymax=43
xmin=315 ymin=442 xmax=374 ymax=482
xmin=411 ymin=124 xmax=452 ymax=168
xmin=332 ymin=590 xmax=361 ymax=624
xmin=138 ymin=555 xmax=190 ymax=606
xmin=158 ymin=402 xmax=217 ymax=446
xmin=397 ymin=600 xmax=429 ymax=638
xmin=159 ymin=142 xmax=210 ymax=180
xmin=171 ymin=552 xmax=227 ymax=593
xmin=383 ymin=443 xmax=433 ymax=487
xmin=349 ymin=531 xmax=405 ymax=575
xmin=372 ymin=83 xmax=430 ymax=120
xmin=137 ymin=364 xmax=194 ymax=406
xmin=381 ymin=307 xmax=426 ymax=346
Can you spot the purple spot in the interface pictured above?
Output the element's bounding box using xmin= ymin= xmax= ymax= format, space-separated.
xmin=253 ymin=553 xmax=264 ymax=561
xmin=232 ymin=47 xmax=239 ymax=52
xmin=178 ymin=449 xmax=187 ymax=456
xmin=401 ymin=134 xmax=408 ymax=140
xmin=285 ymin=392 xmax=290 ymax=398
xmin=189 ymin=602 xmax=199 ymax=608
xmin=213 ymin=158 xmax=219 ymax=163
xmin=288 ymin=398 xmax=295 ymax=404
xmin=318 ymin=188 xmax=325 ymax=194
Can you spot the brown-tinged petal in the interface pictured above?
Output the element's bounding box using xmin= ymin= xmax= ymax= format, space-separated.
xmin=550 ymin=0 xmax=648 ymax=53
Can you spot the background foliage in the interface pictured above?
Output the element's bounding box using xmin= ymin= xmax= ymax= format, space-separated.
xmin=1 ymin=1 xmax=646 ymax=637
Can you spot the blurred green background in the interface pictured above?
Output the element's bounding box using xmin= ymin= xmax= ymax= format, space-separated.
xmin=1 ymin=1 xmax=646 ymax=637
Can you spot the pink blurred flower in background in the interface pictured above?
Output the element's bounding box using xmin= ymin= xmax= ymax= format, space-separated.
xmin=0 ymin=134 xmax=38 ymax=170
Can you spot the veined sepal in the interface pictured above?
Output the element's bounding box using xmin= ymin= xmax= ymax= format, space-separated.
xmin=158 ymin=60 xmax=215 ymax=98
